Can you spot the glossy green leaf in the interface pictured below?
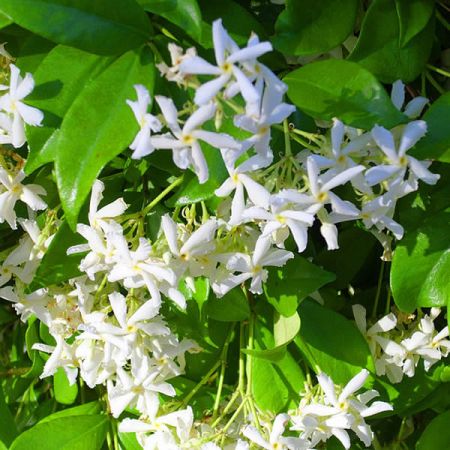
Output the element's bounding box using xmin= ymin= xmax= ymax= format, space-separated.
xmin=0 ymin=0 xmax=151 ymax=55
xmin=29 ymin=220 xmax=84 ymax=290
xmin=119 ymin=432 xmax=142 ymax=450
xmin=10 ymin=415 xmax=108 ymax=450
xmin=25 ymin=45 xmax=112 ymax=174
xmin=0 ymin=12 xmax=11 ymax=29
xmin=274 ymin=0 xmax=358 ymax=56
xmin=284 ymin=59 xmax=407 ymax=130
xmin=39 ymin=402 xmax=101 ymax=423
xmin=171 ymin=145 xmax=227 ymax=206
xmin=411 ymin=91 xmax=450 ymax=163
xmin=242 ymin=345 xmax=287 ymax=362
xmin=0 ymin=385 xmax=18 ymax=446
xmin=391 ymin=209 xmax=450 ymax=311
xmin=349 ymin=0 xmax=435 ymax=83
xmin=198 ymin=0 xmax=266 ymax=48
xmin=296 ymin=299 xmax=374 ymax=383
xmin=252 ymin=310 xmax=305 ymax=413
xmin=54 ymin=368 xmax=78 ymax=405
xmin=54 ymin=47 xmax=155 ymax=228
xmin=264 ymin=256 xmax=335 ymax=317
xmin=416 ymin=410 xmax=450 ymax=449
xmin=396 ymin=0 xmax=435 ymax=46
xmin=274 ymin=311 xmax=300 ymax=346
xmin=205 ymin=288 xmax=250 ymax=322
xmin=138 ymin=0 xmax=202 ymax=41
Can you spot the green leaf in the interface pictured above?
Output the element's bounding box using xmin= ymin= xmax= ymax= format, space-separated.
xmin=39 ymin=402 xmax=101 ymax=423
xmin=274 ymin=0 xmax=358 ymax=56
xmin=296 ymin=299 xmax=374 ymax=383
xmin=0 ymin=441 xmax=7 ymax=450
xmin=25 ymin=45 xmax=112 ymax=174
xmin=138 ymin=0 xmax=202 ymax=41
xmin=54 ymin=368 xmax=78 ymax=405
xmin=396 ymin=0 xmax=435 ymax=46
xmin=171 ymin=145 xmax=227 ymax=206
xmin=251 ymin=308 xmax=305 ymax=413
xmin=411 ymin=91 xmax=450 ymax=163
xmin=284 ymin=59 xmax=407 ymax=130
xmin=274 ymin=311 xmax=300 ymax=346
xmin=391 ymin=209 xmax=450 ymax=311
xmin=205 ymin=288 xmax=250 ymax=322
xmin=29 ymin=220 xmax=83 ymax=290
xmin=242 ymin=346 xmax=287 ymax=363
xmin=10 ymin=415 xmax=108 ymax=450
xmin=54 ymin=47 xmax=155 ymax=228
xmin=198 ymin=0 xmax=267 ymax=48
xmin=0 ymin=0 xmax=151 ymax=55
xmin=0 ymin=385 xmax=18 ymax=446
xmin=264 ymin=256 xmax=335 ymax=317
xmin=119 ymin=432 xmax=142 ymax=450
xmin=0 ymin=12 xmax=12 ymax=29
xmin=416 ymin=410 xmax=450 ymax=449
xmin=348 ymin=0 xmax=435 ymax=83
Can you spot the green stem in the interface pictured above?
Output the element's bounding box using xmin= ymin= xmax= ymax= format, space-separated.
xmin=0 ymin=367 xmax=31 ymax=377
xmin=283 ymin=119 xmax=292 ymax=157
xmin=425 ymin=71 xmax=445 ymax=94
xmin=427 ymin=64 xmax=450 ymax=78
xmin=372 ymin=260 xmax=385 ymax=319
xmin=238 ymin=322 xmax=246 ymax=397
xmin=122 ymin=175 xmax=184 ymax=221
xmin=221 ymin=397 xmax=247 ymax=435
xmin=180 ymin=359 xmax=221 ymax=408
xmin=436 ymin=9 xmax=450 ymax=30
xmin=211 ymin=390 xmax=240 ymax=428
xmin=212 ymin=324 xmax=235 ymax=419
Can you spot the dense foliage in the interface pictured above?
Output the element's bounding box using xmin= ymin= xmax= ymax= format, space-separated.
xmin=0 ymin=0 xmax=449 ymax=449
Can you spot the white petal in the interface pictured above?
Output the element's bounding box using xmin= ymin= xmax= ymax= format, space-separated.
xmin=194 ymin=129 xmax=240 ymax=149
xmin=339 ymin=369 xmax=369 ymax=402
xmin=108 ymin=292 xmax=128 ymax=329
xmin=404 ymin=96 xmax=428 ymax=118
xmin=194 ymin=74 xmax=229 ymax=105
xmin=321 ymin=165 xmax=365 ymax=192
xmin=398 ymin=120 xmax=427 ymax=156
xmin=190 ymin=141 xmax=208 ymax=183
xmin=179 ymin=56 xmax=221 ymax=75
xmin=155 ymin=96 xmax=181 ymax=133
xmin=407 ymin=156 xmax=440 ymax=185
xmin=365 ymin=165 xmax=400 ymax=186
xmin=183 ymin=103 xmax=216 ymax=134
xmin=227 ymin=42 xmax=272 ymax=64
xmin=16 ymin=102 xmax=43 ymax=126
xmin=390 ymin=80 xmax=405 ymax=110
xmin=371 ymin=125 xmax=398 ymax=161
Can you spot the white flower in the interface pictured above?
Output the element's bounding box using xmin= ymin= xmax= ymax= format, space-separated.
xmin=107 ymin=357 xmax=176 ymax=418
xmin=215 ymin=235 xmax=293 ymax=295
xmin=391 ymin=80 xmax=428 ymax=119
xmin=180 ymin=19 xmax=272 ymax=107
xmin=243 ymin=414 xmax=311 ymax=449
xmin=151 ymin=96 xmax=240 ymax=183
xmin=127 ymin=84 xmax=162 ymax=159
xmin=215 ymin=152 xmax=270 ymax=224
xmin=243 ymin=195 xmax=315 ymax=252
xmin=352 ymin=304 xmax=397 ymax=356
xmin=0 ymin=167 xmax=47 ymax=229
xmin=33 ymin=334 xmax=78 ymax=385
xmin=366 ymin=121 xmax=440 ymax=186
xmin=157 ymin=43 xmax=197 ymax=83
xmin=234 ymin=82 xmax=295 ymax=168
xmin=88 ymin=179 xmax=127 ymax=231
xmin=0 ymin=64 xmax=43 ymax=147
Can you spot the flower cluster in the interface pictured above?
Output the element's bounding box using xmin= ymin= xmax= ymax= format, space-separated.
xmin=353 ymin=305 xmax=450 ymax=383
xmin=0 ymin=18 xmax=444 ymax=450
